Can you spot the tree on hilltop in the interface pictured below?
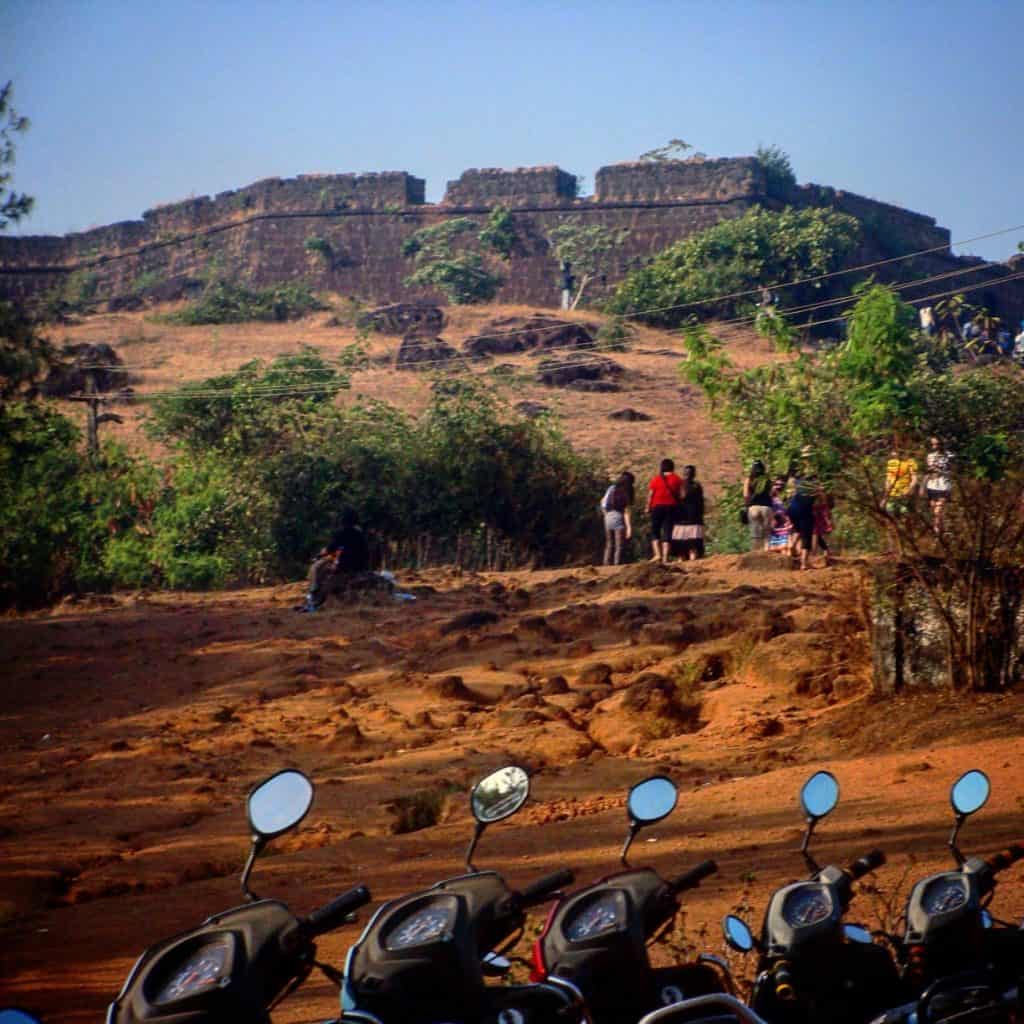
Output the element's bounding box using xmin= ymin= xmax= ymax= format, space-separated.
xmin=0 ymin=81 xmax=33 ymax=230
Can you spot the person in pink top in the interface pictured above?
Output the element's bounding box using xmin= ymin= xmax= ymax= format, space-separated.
xmin=647 ymin=457 xmax=683 ymax=564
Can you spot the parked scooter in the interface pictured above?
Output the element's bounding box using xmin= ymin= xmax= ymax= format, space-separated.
xmin=340 ymin=764 xmax=586 ymax=1024
xmin=106 ymin=768 xmax=371 ymax=1024
xmin=868 ymin=769 xmax=1024 ymax=1024
xmin=532 ymin=776 xmax=728 ymax=1023
xmin=722 ymin=771 xmax=900 ymax=1024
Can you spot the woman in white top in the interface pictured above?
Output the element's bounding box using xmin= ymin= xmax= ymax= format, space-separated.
xmin=600 ymin=472 xmax=635 ymax=565
xmin=925 ymin=437 xmax=953 ymax=536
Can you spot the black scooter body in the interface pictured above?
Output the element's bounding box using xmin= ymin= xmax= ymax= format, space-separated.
xmin=107 ymin=900 xmax=302 ymax=1024
xmin=538 ymin=868 xmax=724 ymax=1022
xmin=344 ymin=870 xmax=531 ymax=1024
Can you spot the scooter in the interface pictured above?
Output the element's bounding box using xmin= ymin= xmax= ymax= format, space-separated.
xmin=340 ymin=764 xmax=586 ymax=1024
xmin=868 ymin=769 xmax=1024 ymax=1024
xmin=106 ymin=768 xmax=371 ymax=1023
xmin=532 ymin=776 xmax=728 ymax=1023
xmin=722 ymin=771 xmax=900 ymax=1024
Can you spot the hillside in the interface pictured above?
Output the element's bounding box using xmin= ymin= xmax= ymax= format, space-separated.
xmin=44 ymin=301 xmax=788 ymax=497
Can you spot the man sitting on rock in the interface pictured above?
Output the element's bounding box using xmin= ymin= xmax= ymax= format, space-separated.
xmin=302 ymin=509 xmax=390 ymax=610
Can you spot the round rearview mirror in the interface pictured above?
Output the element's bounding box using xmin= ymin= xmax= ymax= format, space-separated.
xmin=981 ymin=909 xmax=993 ymax=929
xmin=951 ymin=769 xmax=990 ymax=817
xmin=628 ymin=776 xmax=678 ymax=825
xmin=844 ymin=924 xmax=873 ymax=944
xmin=471 ymin=765 xmax=530 ymax=824
xmin=247 ymin=769 xmax=314 ymax=839
xmin=800 ymin=771 xmax=839 ymax=821
xmin=723 ymin=914 xmax=754 ymax=952
xmin=0 ymin=1012 xmax=43 ymax=1024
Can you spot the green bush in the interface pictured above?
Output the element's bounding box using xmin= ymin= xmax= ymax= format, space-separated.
xmin=163 ymin=279 xmax=325 ymax=325
xmin=609 ymin=206 xmax=860 ymax=327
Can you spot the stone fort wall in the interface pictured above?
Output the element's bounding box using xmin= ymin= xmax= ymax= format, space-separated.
xmin=1 ymin=157 xmax=1019 ymax=324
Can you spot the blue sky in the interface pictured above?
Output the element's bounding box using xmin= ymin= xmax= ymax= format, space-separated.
xmin=8 ymin=1 xmax=1023 ymax=260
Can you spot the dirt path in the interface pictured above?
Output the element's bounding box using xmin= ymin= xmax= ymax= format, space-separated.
xmin=2 ymin=557 xmax=1023 ymax=1021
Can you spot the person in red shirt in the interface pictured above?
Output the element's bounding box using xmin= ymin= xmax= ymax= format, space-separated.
xmin=647 ymin=458 xmax=684 ymax=564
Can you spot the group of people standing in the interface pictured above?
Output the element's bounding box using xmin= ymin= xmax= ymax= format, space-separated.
xmin=599 ymin=459 xmax=705 ymax=565
xmin=743 ymin=450 xmax=832 ymax=570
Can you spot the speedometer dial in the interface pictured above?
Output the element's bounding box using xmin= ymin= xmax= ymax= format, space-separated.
xmin=564 ymin=891 xmax=626 ymax=942
xmin=782 ymin=886 xmax=832 ymax=927
xmin=921 ymin=876 xmax=968 ymax=915
xmin=385 ymin=904 xmax=454 ymax=950
xmin=154 ymin=938 xmax=232 ymax=1004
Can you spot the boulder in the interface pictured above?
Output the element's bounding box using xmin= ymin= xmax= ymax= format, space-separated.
xmin=568 ymin=380 xmax=622 ymax=393
xmin=464 ymin=316 xmax=596 ymax=358
xmin=608 ymin=408 xmax=653 ymax=421
xmin=43 ymin=343 xmax=128 ymax=397
xmin=536 ymin=354 xmax=623 ymax=388
xmin=515 ymin=401 xmax=552 ymax=419
xmin=358 ymin=303 xmax=444 ymax=336
xmin=395 ymin=335 xmax=458 ymax=370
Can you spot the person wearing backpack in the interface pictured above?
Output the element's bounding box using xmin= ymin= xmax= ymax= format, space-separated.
xmin=743 ymin=459 xmax=773 ymax=551
xmin=600 ymin=471 xmax=635 ymax=565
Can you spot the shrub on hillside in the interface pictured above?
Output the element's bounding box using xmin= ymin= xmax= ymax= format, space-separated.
xmin=608 ymin=206 xmax=860 ymax=327
xmin=163 ymin=279 xmax=325 ymax=325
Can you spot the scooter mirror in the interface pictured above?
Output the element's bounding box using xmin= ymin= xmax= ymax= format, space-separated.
xmin=247 ymin=769 xmax=314 ymax=840
xmin=950 ymin=770 xmax=990 ymax=817
xmin=800 ymin=771 xmax=839 ymax=821
xmin=844 ymin=924 xmax=873 ymax=944
xmin=0 ymin=1012 xmax=42 ymax=1024
xmin=722 ymin=914 xmax=754 ymax=952
xmin=628 ymin=776 xmax=678 ymax=825
xmin=470 ymin=765 xmax=530 ymax=824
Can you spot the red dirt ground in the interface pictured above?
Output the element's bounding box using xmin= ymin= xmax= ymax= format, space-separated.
xmin=2 ymin=557 xmax=1023 ymax=1021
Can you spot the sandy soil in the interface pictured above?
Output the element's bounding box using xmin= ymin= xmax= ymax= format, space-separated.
xmin=2 ymin=556 xmax=1024 ymax=1021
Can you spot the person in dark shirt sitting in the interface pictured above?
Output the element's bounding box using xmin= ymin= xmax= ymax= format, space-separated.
xmin=303 ymin=509 xmax=374 ymax=610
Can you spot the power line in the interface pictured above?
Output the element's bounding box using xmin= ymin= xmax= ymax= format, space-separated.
xmin=78 ymin=220 xmax=1024 ymax=380
xmin=86 ymin=252 xmax=1021 ymax=384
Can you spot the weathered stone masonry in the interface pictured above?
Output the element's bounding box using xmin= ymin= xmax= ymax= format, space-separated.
xmin=2 ymin=157 xmax=1021 ymax=323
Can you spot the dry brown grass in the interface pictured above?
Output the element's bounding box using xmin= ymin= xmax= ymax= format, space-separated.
xmin=47 ymin=300 xmax=792 ymax=492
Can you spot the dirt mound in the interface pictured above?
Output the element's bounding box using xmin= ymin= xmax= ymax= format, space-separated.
xmin=589 ymin=675 xmax=703 ymax=753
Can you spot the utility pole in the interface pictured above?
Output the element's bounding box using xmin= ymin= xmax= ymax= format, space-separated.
xmin=68 ymin=367 xmax=123 ymax=462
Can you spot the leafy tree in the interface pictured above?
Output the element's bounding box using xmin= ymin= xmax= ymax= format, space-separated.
xmin=755 ymin=144 xmax=797 ymax=195
xmin=681 ymin=283 xmax=1024 ymax=691
xmin=0 ymin=81 xmax=33 ymax=230
xmin=477 ymin=205 xmax=519 ymax=260
xmin=401 ymin=217 xmax=504 ymax=304
xmin=164 ymin=278 xmax=325 ymax=325
xmin=610 ymin=206 xmax=860 ymax=327
xmin=546 ymin=218 xmax=629 ymax=309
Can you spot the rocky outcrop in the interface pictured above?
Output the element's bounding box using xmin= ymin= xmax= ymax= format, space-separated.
xmin=536 ymin=353 xmax=623 ymax=388
xmin=42 ymin=343 xmax=128 ymax=396
xmin=463 ymin=317 xmax=596 ymax=358
xmin=359 ymin=302 xmax=444 ymax=336
xmin=394 ymin=335 xmax=458 ymax=370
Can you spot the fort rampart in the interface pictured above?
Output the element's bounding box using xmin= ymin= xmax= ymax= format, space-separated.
xmin=1 ymin=157 xmax=1019 ymax=323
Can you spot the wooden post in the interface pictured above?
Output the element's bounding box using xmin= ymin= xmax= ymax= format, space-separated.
xmin=68 ymin=367 xmax=123 ymax=462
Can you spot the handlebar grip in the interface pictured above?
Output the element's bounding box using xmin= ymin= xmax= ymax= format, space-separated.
xmin=669 ymin=859 xmax=718 ymax=894
xmin=302 ymin=885 xmax=371 ymax=938
xmin=847 ymin=849 xmax=885 ymax=880
xmin=519 ymin=868 xmax=575 ymax=908
xmin=986 ymin=842 xmax=1024 ymax=873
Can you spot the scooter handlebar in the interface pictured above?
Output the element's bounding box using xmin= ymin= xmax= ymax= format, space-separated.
xmin=519 ymin=868 xmax=575 ymax=908
xmin=847 ymin=849 xmax=885 ymax=881
xmin=669 ymin=859 xmax=718 ymax=894
xmin=986 ymin=842 xmax=1024 ymax=873
xmin=302 ymin=885 xmax=372 ymax=938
